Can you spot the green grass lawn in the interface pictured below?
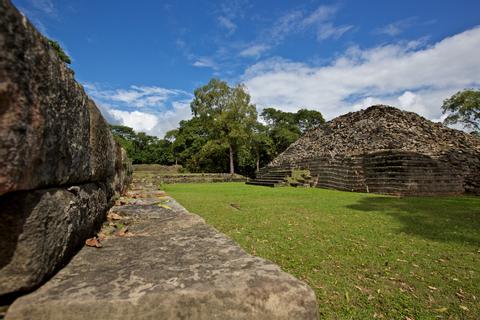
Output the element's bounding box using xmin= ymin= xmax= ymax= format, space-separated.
xmin=164 ymin=182 xmax=480 ymax=319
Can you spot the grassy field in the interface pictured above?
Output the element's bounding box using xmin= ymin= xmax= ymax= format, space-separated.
xmin=164 ymin=182 xmax=480 ymax=319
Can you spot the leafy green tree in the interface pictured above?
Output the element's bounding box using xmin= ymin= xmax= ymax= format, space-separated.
xmin=48 ymin=39 xmax=72 ymax=64
xmin=190 ymin=79 xmax=257 ymax=174
xmin=442 ymin=89 xmax=480 ymax=132
xmin=261 ymin=107 xmax=325 ymax=156
xmin=165 ymin=118 xmax=210 ymax=171
xmin=296 ymin=108 xmax=325 ymax=133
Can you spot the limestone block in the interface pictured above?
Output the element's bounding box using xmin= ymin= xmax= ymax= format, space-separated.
xmin=0 ymin=183 xmax=109 ymax=295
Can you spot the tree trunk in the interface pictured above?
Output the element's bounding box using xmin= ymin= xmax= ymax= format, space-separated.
xmin=229 ymin=144 xmax=234 ymax=175
xmin=256 ymin=150 xmax=260 ymax=172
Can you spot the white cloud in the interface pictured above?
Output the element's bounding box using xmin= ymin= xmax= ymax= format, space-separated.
xmin=218 ymin=16 xmax=237 ymax=34
xmin=376 ymin=17 xmax=417 ymax=37
xmin=243 ymin=27 xmax=480 ymax=123
xmin=302 ymin=5 xmax=338 ymax=26
xmin=316 ymin=23 xmax=354 ymax=41
xmin=109 ymin=110 xmax=159 ymax=132
xmin=84 ymin=83 xmax=193 ymax=137
xmin=240 ymin=4 xmax=352 ymax=58
xmin=192 ymin=58 xmax=217 ymax=69
xmin=84 ymin=84 xmax=189 ymax=109
xmin=239 ymin=44 xmax=270 ymax=57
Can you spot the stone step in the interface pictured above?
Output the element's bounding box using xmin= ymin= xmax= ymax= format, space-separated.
xmin=245 ymin=181 xmax=283 ymax=187
xmin=251 ymin=178 xmax=286 ymax=183
xmin=6 ymin=190 xmax=318 ymax=320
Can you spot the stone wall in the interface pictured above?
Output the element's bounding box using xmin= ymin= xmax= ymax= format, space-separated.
xmin=266 ymin=105 xmax=480 ymax=196
xmin=0 ymin=0 xmax=132 ymax=298
xmin=267 ymin=151 xmax=465 ymax=196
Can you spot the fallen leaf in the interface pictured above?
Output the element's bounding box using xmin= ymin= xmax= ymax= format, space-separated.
xmin=435 ymin=307 xmax=447 ymax=313
xmin=108 ymin=212 xmax=122 ymax=220
xmin=85 ymin=237 xmax=102 ymax=248
xmin=159 ymin=204 xmax=172 ymax=210
xmin=116 ymin=226 xmax=129 ymax=237
xmin=97 ymin=232 xmax=106 ymax=241
xmin=459 ymin=305 xmax=469 ymax=311
xmin=428 ymin=286 xmax=438 ymax=291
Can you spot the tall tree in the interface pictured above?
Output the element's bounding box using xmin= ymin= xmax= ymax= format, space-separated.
xmin=190 ymin=79 xmax=257 ymax=174
xmin=442 ymin=89 xmax=480 ymax=132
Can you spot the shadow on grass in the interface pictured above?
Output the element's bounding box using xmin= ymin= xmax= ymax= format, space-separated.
xmin=347 ymin=195 xmax=480 ymax=246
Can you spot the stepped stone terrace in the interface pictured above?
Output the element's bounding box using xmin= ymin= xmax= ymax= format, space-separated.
xmin=261 ymin=105 xmax=480 ymax=196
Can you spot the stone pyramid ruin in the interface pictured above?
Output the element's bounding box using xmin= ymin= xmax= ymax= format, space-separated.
xmin=262 ymin=105 xmax=480 ymax=196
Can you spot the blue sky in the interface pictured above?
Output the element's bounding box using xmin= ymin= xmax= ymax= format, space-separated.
xmin=13 ymin=0 xmax=480 ymax=137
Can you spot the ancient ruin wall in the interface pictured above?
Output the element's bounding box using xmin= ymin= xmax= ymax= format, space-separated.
xmin=0 ymin=0 xmax=132 ymax=297
xmin=267 ymin=106 xmax=480 ymax=195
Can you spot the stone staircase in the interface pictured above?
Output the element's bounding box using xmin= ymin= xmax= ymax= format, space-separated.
xmin=246 ymin=169 xmax=293 ymax=187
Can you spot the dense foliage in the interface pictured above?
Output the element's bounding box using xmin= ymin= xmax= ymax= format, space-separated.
xmin=110 ymin=125 xmax=175 ymax=165
xmin=110 ymin=78 xmax=325 ymax=176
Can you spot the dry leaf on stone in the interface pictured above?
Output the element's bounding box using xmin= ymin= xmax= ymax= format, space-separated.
xmin=85 ymin=237 xmax=102 ymax=248
xmin=115 ymin=226 xmax=129 ymax=237
xmin=158 ymin=203 xmax=172 ymax=210
xmin=107 ymin=212 xmax=122 ymax=220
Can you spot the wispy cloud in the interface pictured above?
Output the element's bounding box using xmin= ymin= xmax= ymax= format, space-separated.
xmin=239 ymin=4 xmax=353 ymax=59
xmin=316 ymin=23 xmax=354 ymax=40
xmin=192 ymin=57 xmax=218 ymax=69
xmin=301 ymin=5 xmax=353 ymax=41
xmin=218 ymin=16 xmax=237 ymax=34
xmin=29 ymin=0 xmax=56 ymax=16
xmin=243 ymin=27 xmax=480 ymax=126
xmin=85 ymin=84 xmax=189 ymax=108
xmin=375 ymin=17 xmax=417 ymax=36
xmin=301 ymin=5 xmax=338 ymax=26
xmin=84 ymin=83 xmax=193 ymax=137
xmin=239 ymin=44 xmax=270 ymax=57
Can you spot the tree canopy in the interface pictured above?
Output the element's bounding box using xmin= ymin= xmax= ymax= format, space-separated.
xmin=442 ymin=89 xmax=480 ymax=133
xmin=261 ymin=107 xmax=325 ymax=156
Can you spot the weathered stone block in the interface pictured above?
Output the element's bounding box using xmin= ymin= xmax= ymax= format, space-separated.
xmin=0 ymin=0 xmax=132 ymax=298
xmin=0 ymin=183 xmax=109 ymax=296
xmin=0 ymin=0 xmax=119 ymax=195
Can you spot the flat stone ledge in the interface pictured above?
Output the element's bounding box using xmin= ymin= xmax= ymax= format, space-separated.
xmin=6 ymin=190 xmax=318 ymax=319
